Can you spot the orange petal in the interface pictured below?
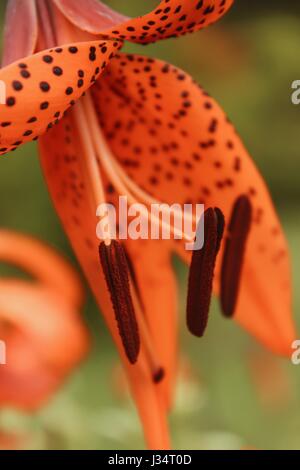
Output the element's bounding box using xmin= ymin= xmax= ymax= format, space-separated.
xmin=39 ymin=112 xmax=171 ymax=449
xmin=54 ymin=0 xmax=234 ymax=44
xmin=0 ymin=40 xmax=121 ymax=155
xmin=92 ymin=53 xmax=295 ymax=356
xmin=2 ymin=0 xmax=38 ymax=67
xmin=125 ymin=239 xmax=178 ymax=410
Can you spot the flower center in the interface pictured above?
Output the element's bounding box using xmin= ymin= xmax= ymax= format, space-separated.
xmin=79 ymin=92 xmax=198 ymax=245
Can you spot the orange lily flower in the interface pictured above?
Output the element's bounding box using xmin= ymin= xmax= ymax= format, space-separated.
xmin=0 ymin=229 xmax=89 ymax=411
xmin=0 ymin=0 xmax=295 ymax=449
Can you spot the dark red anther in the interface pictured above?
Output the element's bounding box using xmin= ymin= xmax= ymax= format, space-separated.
xmin=99 ymin=240 xmax=140 ymax=364
xmin=220 ymin=195 xmax=252 ymax=318
xmin=186 ymin=207 xmax=225 ymax=337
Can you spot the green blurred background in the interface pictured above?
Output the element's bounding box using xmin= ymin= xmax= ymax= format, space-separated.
xmin=0 ymin=0 xmax=300 ymax=450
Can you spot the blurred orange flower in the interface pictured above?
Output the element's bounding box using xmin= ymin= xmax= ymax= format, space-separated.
xmin=0 ymin=230 xmax=89 ymax=411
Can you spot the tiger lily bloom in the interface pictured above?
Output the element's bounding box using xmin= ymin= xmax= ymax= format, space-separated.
xmin=0 ymin=229 xmax=89 ymax=411
xmin=0 ymin=0 xmax=295 ymax=449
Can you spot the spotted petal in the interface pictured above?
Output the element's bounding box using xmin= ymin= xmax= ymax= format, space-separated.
xmin=54 ymin=0 xmax=234 ymax=44
xmin=0 ymin=229 xmax=88 ymax=411
xmin=0 ymin=40 xmax=121 ymax=156
xmin=0 ymin=229 xmax=83 ymax=307
xmin=91 ymin=53 xmax=295 ymax=356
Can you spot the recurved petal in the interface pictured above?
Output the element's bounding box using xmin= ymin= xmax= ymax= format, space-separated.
xmin=54 ymin=0 xmax=233 ymax=43
xmin=0 ymin=40 xmax=121 ymax=156
xmin=92 ymin=53 xmax=295 ymax=355
xmin=2 ymin=0 xmax=38 ymax=67
xmin=38 ymin=113 xmax=170 ymax=449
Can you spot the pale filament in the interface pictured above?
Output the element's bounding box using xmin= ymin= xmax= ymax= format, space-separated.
xmin=106 ymin=144 xmax=199 ymax=239
xmin=130 ymin=281 xmax=164 ymax=383
xmin=73 ymin=103 xmax=112 ymax=244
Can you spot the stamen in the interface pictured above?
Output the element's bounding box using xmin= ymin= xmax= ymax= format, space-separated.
xmin=186 ymin=207 xmax=225 ymax=337
xmin=220 ymin=195 xmax=252 ymax=318
xmin=82 ymin=93 xmax=195 ymax=244
xmin=99 ymin=240 xmax=140 ymax=364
